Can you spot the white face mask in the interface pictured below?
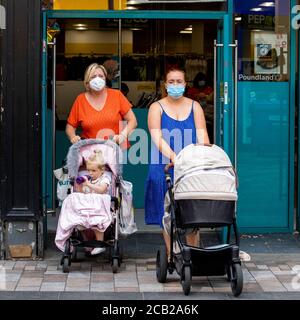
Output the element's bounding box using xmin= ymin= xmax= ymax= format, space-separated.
xmin=89 ymin=77 xmax=106 ymax=91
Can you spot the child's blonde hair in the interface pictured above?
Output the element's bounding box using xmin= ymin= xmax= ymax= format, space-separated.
xmin=86 ymin=150 xmax=106 ymax=170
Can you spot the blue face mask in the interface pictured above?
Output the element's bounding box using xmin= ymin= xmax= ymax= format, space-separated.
xmin=166 ymin=85 xmax=185 ymax=99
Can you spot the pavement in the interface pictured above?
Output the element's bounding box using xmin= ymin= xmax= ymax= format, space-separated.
xmin=1 ymin=230 xmax=300 ymax=300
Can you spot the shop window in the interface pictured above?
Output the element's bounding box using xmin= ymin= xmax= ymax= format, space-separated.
xmin=52 ymin=18 xmax=217 ymax=122
xmin=235 ymin=0 xmax=290 ymax=82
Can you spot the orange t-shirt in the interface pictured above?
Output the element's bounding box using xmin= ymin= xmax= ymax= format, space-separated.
xmin=67 ymin=88 xmax=132 ymax=143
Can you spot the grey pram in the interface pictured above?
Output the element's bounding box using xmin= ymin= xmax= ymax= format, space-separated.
xmin=156 ymin=144 xmax=243 ymax=296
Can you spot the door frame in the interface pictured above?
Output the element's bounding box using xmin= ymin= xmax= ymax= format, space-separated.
xmin=292 ymin=0 xmax=300 ymax=231
xmin=41 ymin=7 xmax=238 ymax=245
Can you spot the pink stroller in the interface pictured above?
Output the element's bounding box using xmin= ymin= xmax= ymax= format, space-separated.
xmin=56 ymin=139 xmax=126 ymax=273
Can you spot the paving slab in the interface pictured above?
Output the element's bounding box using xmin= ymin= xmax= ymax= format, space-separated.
xmin=0 ymin=232 xmax=300 ymax=299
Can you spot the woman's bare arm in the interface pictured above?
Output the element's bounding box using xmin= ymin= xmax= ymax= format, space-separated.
xmin=193 ymin=101 xmax=210 ymax=144
xmin=66 ymin=123 xmax=81 ymax=144
xmin=120 ymin=109 xmax=138 ymax=139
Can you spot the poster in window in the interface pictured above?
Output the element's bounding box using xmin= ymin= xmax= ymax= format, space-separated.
xmin=253 ymin=32 xmax=287 ymax=75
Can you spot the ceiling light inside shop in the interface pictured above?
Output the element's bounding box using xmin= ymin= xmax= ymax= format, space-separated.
xmin=250 ymin=7 xmax=263 ymax=11
xmin=235 ymin=17 xmax=242 ymax=21
xmin=260 ymin=2 xmax=275 ymax=7
xmin=73 ymin=24 xmax=88 ymax=28
xmin=130 ymin=28 xmax=142 ymax=31
xmin=185 ymin=25 xmax=193 ymax=31
xmin=180 ymin=30 xmax=192 ymax=34
xmin=76 ymin=27 xmax=88 ymax=31
xmin=126 ymin=6 xmax=137 ymax=9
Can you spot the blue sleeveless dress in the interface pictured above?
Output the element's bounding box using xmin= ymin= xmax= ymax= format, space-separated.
xmin=144 ymin=101 xmax=197 ymax=227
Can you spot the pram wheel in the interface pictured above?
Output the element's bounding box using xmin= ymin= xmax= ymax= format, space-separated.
xmin=181 ymin=266 xmax=191 ymax=296
xmin=230 ymin=263 xmax=243 ymax=297
xmin=156 ymin=246 xmax=168 ymax=283
xmin=62 ymin=257 xmax=70 ymax=273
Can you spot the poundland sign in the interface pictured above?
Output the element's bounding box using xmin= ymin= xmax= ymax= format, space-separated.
xmin=0 ymin=5 xmax=5 ymax=30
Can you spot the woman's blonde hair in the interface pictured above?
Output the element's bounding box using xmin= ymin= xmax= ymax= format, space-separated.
xmin=84 ymin=63 xmax=108 ymax=91
xmin=86 ymin=149 xmax=106 ymax=170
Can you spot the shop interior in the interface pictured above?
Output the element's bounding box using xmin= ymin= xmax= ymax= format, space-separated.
xmin=49 ymin=17 xmax=217 ymax=135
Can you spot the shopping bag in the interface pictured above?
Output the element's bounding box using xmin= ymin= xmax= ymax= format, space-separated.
xmin=53 ymin=167 xmax=71 ymax=206
xmin=119 ymin=179 xmax=137 ymax=236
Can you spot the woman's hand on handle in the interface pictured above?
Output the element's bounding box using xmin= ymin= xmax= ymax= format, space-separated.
xmin=70 ymin=135 xmax=81 ymax=144
xmin=112 ymin=133 xmax=126 ymax=145
xmin=66 ymin=123 xmax=81 ymax=144
xmin=164 ymin=162 xmax=174 ymax=174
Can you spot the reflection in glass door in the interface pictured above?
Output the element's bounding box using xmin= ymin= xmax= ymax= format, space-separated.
xmin=235 ymin=1 xmax=292 ymax=231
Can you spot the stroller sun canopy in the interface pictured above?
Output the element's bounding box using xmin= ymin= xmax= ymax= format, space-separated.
xmin=66 ymin=139 xmax=122 ymax=179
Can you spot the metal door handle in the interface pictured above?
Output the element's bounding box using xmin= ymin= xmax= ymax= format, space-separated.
xmin=224 ymin=82 xmax=229 ymax=105
xmin=214 ymin=40 xmax=224 ymax=144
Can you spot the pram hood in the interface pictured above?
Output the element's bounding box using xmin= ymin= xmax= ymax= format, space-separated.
xmin=174 ymin=144 xmax=237 ymax=201
xmin=66 ymin=139 xmax=122 ymax=179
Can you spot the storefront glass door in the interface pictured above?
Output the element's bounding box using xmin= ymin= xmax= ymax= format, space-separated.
xmin=234 ymin=0 xmax=294 ymax=232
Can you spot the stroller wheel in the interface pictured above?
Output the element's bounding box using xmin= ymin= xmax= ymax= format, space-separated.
xmin=181 ymin=266 xmax=192 ymax=296
xmin=230 ymin=263 xmax=243 ymax=297
xmin=112 ymin=258 xmax=119 ymax=274
xmin=156 ymin=246 xmax=168 ymax=283
xmin=62 ymin=257 xmax=70 ymax=273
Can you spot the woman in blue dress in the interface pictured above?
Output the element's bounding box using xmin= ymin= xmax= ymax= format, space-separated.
xmin=145 ymin=68 xmax=210 ymax=257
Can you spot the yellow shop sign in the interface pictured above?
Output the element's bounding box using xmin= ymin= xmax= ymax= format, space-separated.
xmin=53 ymin=0 xmax=126 ymax=10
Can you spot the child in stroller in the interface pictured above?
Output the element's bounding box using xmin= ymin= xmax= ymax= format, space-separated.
xmin=55 ymin=139 xmax=128 ymax=273
xmin=156 ymin=144 xmax=243 ymax=296
xmin=75 ymin=149 xmax=111 ymax=255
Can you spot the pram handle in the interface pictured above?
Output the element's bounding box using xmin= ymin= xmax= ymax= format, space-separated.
xmin=196 ymin=143 xmax=213 ymax=147
xmin=164 ymin=162 xmax=174 ymax=174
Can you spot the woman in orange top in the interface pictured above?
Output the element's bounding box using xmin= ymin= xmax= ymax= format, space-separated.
xmin=66 ymin=63 xmax=137 ymax=147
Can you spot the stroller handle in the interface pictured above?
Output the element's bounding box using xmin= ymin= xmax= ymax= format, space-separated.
xmin=164 ymin=162 xmax=174 ymax=174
